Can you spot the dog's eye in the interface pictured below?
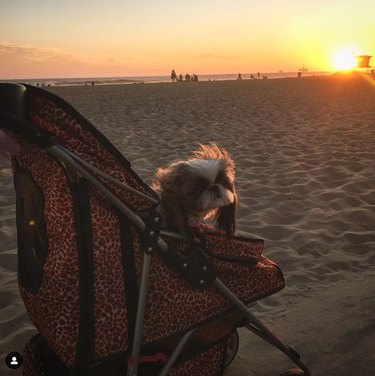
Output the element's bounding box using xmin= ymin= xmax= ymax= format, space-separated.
xmin=195 ymin=185 xmax=206 ymax=193
xmin=191 ymin=178 xmax=208 ymax=194
xmin=216 ymin=176 xmax=232 ymax=189
xmin=190 ymin=183 xmax=207 ymax=195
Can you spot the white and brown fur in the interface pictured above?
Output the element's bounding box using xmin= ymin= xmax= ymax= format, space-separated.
xmin=152 ymin=144 xmax=237 ymax=237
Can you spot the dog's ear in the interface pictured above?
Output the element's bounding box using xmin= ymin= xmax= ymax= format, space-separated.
xmin=153 ymin=162 xmax=188 ymax=193
xmin=153 ymin=162 xmax=192 ymax=237
xmin=215 ymin=193 xmax=237 ymax=237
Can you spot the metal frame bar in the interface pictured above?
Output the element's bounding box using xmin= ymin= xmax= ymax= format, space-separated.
xmin=127 ymin=252 xmax=153 ymax=376
xmin=48 ymin=146 xmax=147 ymax=232
xmin=56 ymin=144 xmax=197 ymax=246
xmin=58 ymin=145 xmax=159 ymax=205
xmin=213 ymin=279 xmax=311 ymax=376
xmin=158 ymin=330 xmax=195 ymax=376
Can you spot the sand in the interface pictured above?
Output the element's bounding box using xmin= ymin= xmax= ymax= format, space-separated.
xmin=1 ymin=74 xmax=374 ymax=375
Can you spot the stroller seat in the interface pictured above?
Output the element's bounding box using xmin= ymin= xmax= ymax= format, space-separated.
xmin=0 ymin=83 xmax=310 ymax=376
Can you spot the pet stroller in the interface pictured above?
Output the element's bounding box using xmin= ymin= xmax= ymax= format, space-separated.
xmin=0 ymin=83 xmax=310 ymax=376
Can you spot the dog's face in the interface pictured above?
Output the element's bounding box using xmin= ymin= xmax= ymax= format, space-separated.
xmin=153 ymin=144 xmax=237 ymax=237
xmin=178 ymin=158 xmax=235 ymax=216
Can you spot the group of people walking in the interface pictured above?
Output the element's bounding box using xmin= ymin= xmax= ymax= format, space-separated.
xmin=238 ymin=72 xmax=263 ymax=80
xmin=171 ymin=70 xmax=198 ymax=82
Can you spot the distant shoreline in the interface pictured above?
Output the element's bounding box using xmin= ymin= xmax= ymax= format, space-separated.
xmin=1 ymin=71 xmax=333 ymax=88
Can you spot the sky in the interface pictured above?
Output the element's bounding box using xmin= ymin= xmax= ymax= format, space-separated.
xmin=1 ymin=0 xmax=374 ymax=79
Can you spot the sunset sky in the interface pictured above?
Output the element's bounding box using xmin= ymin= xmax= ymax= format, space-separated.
xmin=1 ymin=0 xmax=374 ymax=79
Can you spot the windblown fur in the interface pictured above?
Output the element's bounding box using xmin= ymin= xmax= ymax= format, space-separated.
xmin=153 ymin=143 xmax=237 ymax=237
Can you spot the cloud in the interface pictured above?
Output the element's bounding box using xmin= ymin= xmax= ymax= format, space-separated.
xmin=193 ymin=53 xmax=241 ymax=60
xmin=0 ymin=42 xmax=161 ymax=78
xmin=0 ymin=42 xmax=65 ymax=62
xmin=0 ymin=42 xmax=142 ymax=78
xmin=0 ymin=42 xmax=98 ymax=78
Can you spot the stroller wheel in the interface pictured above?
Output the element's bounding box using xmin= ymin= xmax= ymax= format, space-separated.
xmin=224 ymin=329 xmax=239 ymax=368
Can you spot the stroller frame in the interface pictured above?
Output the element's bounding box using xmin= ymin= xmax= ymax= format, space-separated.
xmin=0 ymin=83 xmax=310 ymax=376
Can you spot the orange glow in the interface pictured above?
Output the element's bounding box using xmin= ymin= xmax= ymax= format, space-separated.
xmin=1 ymin=1 xmax=374 ymax=79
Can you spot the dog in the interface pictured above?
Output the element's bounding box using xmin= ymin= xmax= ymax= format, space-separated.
xmin=152 ymin=143 xmax=237 ymax=238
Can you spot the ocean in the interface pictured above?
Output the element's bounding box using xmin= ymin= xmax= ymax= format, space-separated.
xmin=2 ymin=71 xmax=331 ymax=87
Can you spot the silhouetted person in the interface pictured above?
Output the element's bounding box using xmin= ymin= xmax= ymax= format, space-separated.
xmin=171 ymin=70 xmax=177 ymax=82
xmin=237 ymin=73 xmax=242 ymax=80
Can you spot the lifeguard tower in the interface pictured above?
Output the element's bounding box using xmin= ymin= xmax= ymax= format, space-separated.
xmin=355 ymin=55 xmax=373 ymax=72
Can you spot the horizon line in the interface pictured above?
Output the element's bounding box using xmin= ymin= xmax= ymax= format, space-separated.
xmin=1 ymin=70 xmax=335 ymax=81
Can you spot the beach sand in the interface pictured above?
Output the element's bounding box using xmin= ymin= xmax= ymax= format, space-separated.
xmin=1 ymin=75 xmax=374 ymax=375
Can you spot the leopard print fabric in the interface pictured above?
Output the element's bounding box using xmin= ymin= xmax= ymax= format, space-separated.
xmin=139 ymin=242 xmax=284 ymax=346
xmin=15 ymin=148 xmax=80 ymax=367
xmin=88 ymin=187 xmax=129 ymax=360
xmin=202 ymin=227 xmax=264 ymax=262
xmin=26 ymin=87 xmax=158 ymax=213
xmin=169 ymin=340 xmax=227 ymax=376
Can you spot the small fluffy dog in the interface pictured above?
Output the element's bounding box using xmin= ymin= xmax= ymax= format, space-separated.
xmin=153 ymin=143 xmax=237 ymax=237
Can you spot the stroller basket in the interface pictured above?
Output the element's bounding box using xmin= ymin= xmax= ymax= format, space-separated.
xmin=0 ymin=83 xmax=310 ymax=375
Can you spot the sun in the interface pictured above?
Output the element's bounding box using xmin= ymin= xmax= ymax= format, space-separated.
xmin=332 ymin=50 xmax=357 ymax=70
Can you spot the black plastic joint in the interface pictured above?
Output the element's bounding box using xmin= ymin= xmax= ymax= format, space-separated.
xmin=164 ymin=244 xmax=217 ymax=288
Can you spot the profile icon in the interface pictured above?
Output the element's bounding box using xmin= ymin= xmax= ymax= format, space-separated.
xmin=5 ymin=352 xmax=23 ymax=369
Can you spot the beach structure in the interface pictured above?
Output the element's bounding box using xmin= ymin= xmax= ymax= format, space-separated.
xmin=355 ymin=55 xmax=372 ymax=70
xmin=0 ymin=83 xmax=311 ymax=376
